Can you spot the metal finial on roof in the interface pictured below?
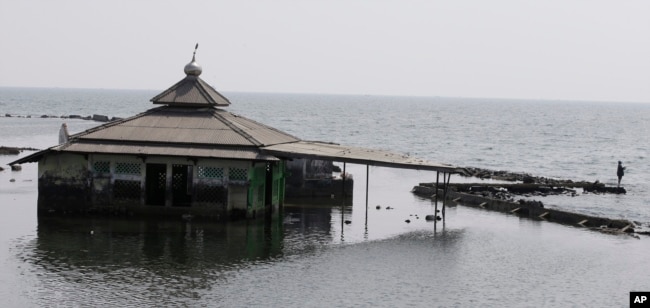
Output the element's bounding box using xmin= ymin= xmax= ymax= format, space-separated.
xmin=184 ymin=43 xmax=202 ymax=76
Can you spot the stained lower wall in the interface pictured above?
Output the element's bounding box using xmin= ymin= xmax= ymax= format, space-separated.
xmin=37 ymin=153 xmax=286 ymax=220
xmin=37 ymin=152 xmax=90 ymax=212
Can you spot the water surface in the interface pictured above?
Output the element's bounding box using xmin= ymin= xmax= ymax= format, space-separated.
xmin=1 ymin=89 xmax=649 ymax=306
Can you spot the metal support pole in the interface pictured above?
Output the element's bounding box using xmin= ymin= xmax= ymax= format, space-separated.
xmin=365 ymin=164 xmax=369 ymax=239
xmin=341 ymin=162 xmax=347 ymax=240
xmin=341 ymin=162 xmax=347 ymax=200
xmin=442 ymin=172 xmax=451 ymax=218
xmin=435 ymin=171 xmax=439 ymax=216
xmin=442 ymin=172 xmax=446 ymax=217
xmin=365 ymin=165 xmax=369 ymax=209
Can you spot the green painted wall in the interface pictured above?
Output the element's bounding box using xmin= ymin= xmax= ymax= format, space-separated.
xmin=246 ymin=161 xmax=286 ymax=217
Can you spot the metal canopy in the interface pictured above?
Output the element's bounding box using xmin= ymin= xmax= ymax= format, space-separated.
xmin=261 ymin=141 xmax=462 ymax=173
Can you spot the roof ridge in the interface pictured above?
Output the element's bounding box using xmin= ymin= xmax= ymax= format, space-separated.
xmin=225 ymin=111 xmax=302 ymax=141
xmin=196 ymin=78 xmax=231 ymax=105
xmin=69 ymin=107 xmax=165 ymax=140
xmin=150 ymin=76 xmax=230 ymax=107
xmin=211 ymin=110 xmax=263 ymax=147
xmin=150 ymin=78 xmax=186 ymax=103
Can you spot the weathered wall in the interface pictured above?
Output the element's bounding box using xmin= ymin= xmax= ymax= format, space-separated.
xmin=37 ymin=152 xmax=279 ymax=220
xmin=38 ymin=152 xmax=90 ymax=213
xmin=273 ymin=161 xmax=286 ymax=209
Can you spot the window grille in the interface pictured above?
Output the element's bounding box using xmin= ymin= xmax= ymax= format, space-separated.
xmin=198 ymin=166 xmax=224 ymax=179
xmin=113 ymin=180 xmax=141 ymax=201
xmin=93 ymin=161 xmax=110 ymax=174
xmin=115 ymin=162 xmax=141 ymax=175
xmin=229 ymin=168 xmax=248 ymax=181
xmin=195 ymin=185 xmax=228 ymax=206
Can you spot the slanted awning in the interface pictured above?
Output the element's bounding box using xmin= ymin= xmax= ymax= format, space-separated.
xmin=261 ymin=141 xmax=462 ymax=173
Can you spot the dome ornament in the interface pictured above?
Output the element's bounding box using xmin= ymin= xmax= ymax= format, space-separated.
xmin=184 ymin=43 xmax=202 ymax=76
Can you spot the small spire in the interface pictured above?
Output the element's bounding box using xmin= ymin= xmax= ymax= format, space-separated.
xmin=184 ymin=43 xmax=202 ymax=76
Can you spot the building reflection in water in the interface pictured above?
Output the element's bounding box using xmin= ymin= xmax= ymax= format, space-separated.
xmin=20 ymin=199 xmax=460 ymax=305
xmin=34 ymin=216 xmax=285 ymax=270
xmin=28 ymin=204 xmax=338 ymax=277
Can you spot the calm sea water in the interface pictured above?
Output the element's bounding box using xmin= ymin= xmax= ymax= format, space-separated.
xmin=1 ymin=87 xmax=649 ymax=307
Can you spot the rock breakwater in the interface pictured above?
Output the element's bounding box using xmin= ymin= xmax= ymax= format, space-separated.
xmin=413 ymin=167 xmax=639 ymax=236
xmin=3 ymin=113 xmax=122 ymax=122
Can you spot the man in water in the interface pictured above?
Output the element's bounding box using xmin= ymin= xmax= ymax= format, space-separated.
xmin=617 ymin=161 xmax=626 ymax=188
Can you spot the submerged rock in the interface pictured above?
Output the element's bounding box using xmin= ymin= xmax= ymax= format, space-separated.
xmin=92 ymin=114 xmax=109 ymax=122
xmin=425 ymin=215 xmax=436 ymax=221
xmin=0 ymin=146 xmax=20 ymax=155
xmin=518 ymin=199 xmax=544 ymax=208
xmin=0 ymin=146 xmax=40 ymax=155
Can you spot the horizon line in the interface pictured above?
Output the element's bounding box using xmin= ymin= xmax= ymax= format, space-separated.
xmin=1 ymin=85 xmax=648 ymax=105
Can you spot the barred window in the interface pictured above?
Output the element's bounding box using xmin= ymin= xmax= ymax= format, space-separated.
xmin=93 ymin=161 xmax=110 ymax=174
xmin=195 ymin=185 xmax=228 ymax=206
xmin=115 ymin=162 xmax=141 ymax=175
xmin=113 ymin=179 xmax=141 ymax=201
xmin=229 ymin=168 xmax=248 ymax=181
xmin=198 ymin=166 xmax=224 ymax=179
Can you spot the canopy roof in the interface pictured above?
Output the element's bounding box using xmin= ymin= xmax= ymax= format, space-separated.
xmin=262 ymin=141 xmax=461 ymax=173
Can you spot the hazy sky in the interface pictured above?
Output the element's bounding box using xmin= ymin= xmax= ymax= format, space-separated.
xmin=1 ymin=0 xmax=649 ymax=102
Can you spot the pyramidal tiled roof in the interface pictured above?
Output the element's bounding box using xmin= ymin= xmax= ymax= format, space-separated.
xmin=150 ymin=75 xmax=231 ymax=107
xmin=150 ymin=47 xmax=231 ymax=107
xmin=8 ymin=105 xmax=301 ymax=163
xmin=69 ymin=106 xmax=300 ymax=148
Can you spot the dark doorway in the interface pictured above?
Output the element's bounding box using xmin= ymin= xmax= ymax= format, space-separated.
xmin=146 ymin=163 xmax=167 ymax=206
xmin=172 ymin=164 xmax=193 ymax=207
xmin=265 ymin=163 xmax=274 ymax=213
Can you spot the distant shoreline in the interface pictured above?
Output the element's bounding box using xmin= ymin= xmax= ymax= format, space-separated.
xmin=2 ymin=113 xmax=122 ymax=122
xmin=0 ymin=146 xmax=39 ymax=155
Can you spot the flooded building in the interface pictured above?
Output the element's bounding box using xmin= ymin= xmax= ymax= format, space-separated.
xmin=11 ymin=50 xmax=298 ymax=220
xmin=10 ymin=48 xmax=460 ymax=221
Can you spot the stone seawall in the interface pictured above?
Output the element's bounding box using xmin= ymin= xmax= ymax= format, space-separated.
xmin=412 ymin=184 xmax=639 ymax=236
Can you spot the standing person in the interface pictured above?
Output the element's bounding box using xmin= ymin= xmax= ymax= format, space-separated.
xmin=617 ymin=161 xmax=626 ymax=187
xmin=59 ymin=123 xmax=69 ymax=144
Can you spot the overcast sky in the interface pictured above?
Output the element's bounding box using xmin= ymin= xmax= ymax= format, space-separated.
xmin=1 ymin=0 xmax=648 ymax=102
